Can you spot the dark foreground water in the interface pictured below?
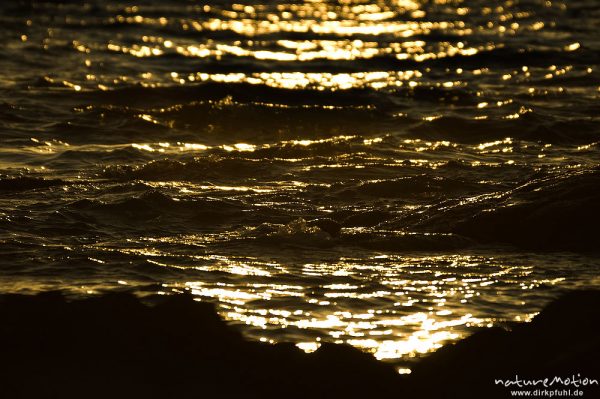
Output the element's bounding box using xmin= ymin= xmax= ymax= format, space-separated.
xmin=1 ymin=0 xmax=599 ymax=370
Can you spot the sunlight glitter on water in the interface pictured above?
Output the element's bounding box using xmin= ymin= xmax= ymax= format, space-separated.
xmin=140 ymin=252 xmax=580 ymax=364
xmin=1 ymin=0 xmax=599 ymax=373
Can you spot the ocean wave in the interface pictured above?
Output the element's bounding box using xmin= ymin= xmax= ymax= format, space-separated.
xmin=349 ymin=176 xmax=487 ymax=199
xmin=102 ymin=157 xmax=284 ymax=182
xmin=396 ymin=167 xmax=600 ymax=251
xmin=59 ymin=190 xmax=246 ymax=229
xmin=409 ymin=114 xmax=600 ymax=144
xmin=231 ymin=218 xmax=473 ymax=252
xmin=84 ymin=82 xmax=384 ymax=108
xmin=0 ymin=176 xmax=67 ymax=192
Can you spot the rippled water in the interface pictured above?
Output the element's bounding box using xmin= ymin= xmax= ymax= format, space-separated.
xmin=1 ymin=0 xmax=600 ymax=370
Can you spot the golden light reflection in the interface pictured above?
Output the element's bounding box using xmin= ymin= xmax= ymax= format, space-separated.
xmin=186 ymin=70 xmax=422 ymax=90
xmin=63 ymin=0 xmax=504 ymax=84
xmin=121 ymin=134 xmax=371 ymax=156
xmin=108 ymin=251 xmax=572 ymax=366
xmin=58 ymin=0 xmax=587 ymax=96
xmin=12 ymin=0 xmax=592 ymax=370
xmin=105 ymin=35 xmax=488 ymax=65
xmin=296 ymin=342 xmax=321 ymax=353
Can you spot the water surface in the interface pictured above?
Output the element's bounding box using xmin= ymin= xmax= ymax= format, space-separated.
xmin=1 ymin=0 xmax=599 ymax=370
